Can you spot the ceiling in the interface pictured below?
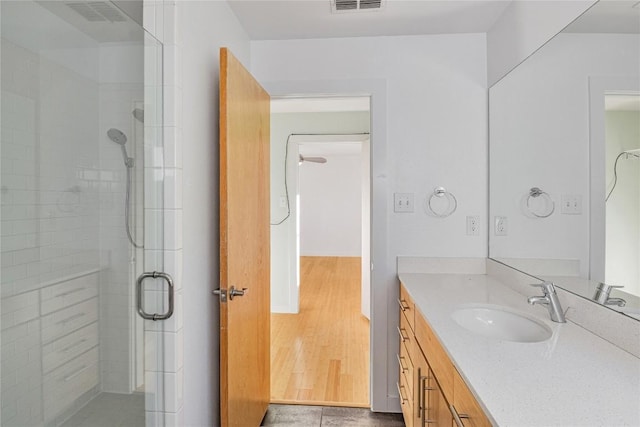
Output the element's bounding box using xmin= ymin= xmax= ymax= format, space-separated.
xmin=564 ymin=0 xmax=640 ymax=34
xmin=605 ymin=94 xmax=640 ymax=111
xmin=227 ymin=0 xmax=512 ymax=40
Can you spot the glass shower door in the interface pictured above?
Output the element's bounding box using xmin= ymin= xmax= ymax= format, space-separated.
xmin=0 ymin=2 xmax=168 ymax=426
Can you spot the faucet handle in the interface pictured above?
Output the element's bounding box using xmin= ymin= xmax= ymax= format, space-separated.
xmin=530 ymin=281 xmax=557 ymax=294
xmin=596 ymin=283 xmax=624 ymax=290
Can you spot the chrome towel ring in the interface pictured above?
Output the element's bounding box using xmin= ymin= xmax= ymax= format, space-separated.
xmin=526 ymin=187 xmax=555 ymax=218
xmin=426 ymin=187 xmax=457 ymax=218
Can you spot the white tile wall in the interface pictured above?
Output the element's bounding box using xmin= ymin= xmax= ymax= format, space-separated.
xmin=143 ymin=1 xmax=185 ymax=424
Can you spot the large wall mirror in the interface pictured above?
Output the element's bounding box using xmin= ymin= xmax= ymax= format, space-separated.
xmin=489 ymin=0 xmax=640 ymax=321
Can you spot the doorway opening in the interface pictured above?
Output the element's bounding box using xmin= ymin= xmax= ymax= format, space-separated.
xmin=269 ymin=96 xmax=371 ymax=407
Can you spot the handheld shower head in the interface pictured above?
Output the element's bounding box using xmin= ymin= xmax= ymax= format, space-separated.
xmin=107 ymin=128 xmax=133 ymax=167
xmin=107 ymin=128 xmax=127 ymax=145
xmin=132 ymin=108 xmax=144 ymax=123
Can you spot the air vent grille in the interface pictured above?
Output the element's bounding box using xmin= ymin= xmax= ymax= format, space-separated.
xmin=66 ymin=1 xmax=127 ymax=22
xmin=332 ymin=0 xmax=384 ymax=13
xmin=359 ymin=0 xmax=382 ymax=9
xmin=335 ymin=0 xmax=357 ymax=11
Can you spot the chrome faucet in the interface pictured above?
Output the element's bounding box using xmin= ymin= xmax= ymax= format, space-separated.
xmin=593 ymin=283 xmax=626 ymax=307
xmin=528 ymin=282 xmax=566 ymax=323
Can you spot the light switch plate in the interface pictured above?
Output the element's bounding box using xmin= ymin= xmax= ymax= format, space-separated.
xmin=394 ymin=193 xmax=414 ymax=213
xmin=561 ymin=194 xmax=582 ymax=215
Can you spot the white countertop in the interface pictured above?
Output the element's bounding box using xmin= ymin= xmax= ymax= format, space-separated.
xmin=399 ymin=273 xmax=640 ymax=427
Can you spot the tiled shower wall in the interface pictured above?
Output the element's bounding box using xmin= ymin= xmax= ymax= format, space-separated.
xmin=143 ymin=1 xmax=185 ymax=425
xmin=98 ymin=42 xmax=146 ymax=394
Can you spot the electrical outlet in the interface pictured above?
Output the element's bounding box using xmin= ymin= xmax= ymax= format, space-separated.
xmin=494 ymin=216 xmax=508 ymax=236
xmin=466 ymin=216 xmax=480 ymax=236
xmin=561 ymin=194 xmax=582 ymax=215
xmin=394 ymin=193 xmax=414 ymax=213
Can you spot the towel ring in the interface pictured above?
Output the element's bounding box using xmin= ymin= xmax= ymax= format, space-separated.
xmin=526 ymin=187 xmax=555 ymax=218
xmin=426 ymin=187 xmax=457 ymax=218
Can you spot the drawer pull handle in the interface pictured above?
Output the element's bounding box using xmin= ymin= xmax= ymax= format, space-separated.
xmin=396 ymin=382 xmax=407 ymax=404
xmin=61 ymin=338 xmax=88 ymax=354
xmin=397 ymin=326 xmax=409 ymax=342
xmin=63 ymin=364 xmax=89 ymax=382
xmin=396 ymin=354 xmax=408 ymax=373
xmin=417 ymin=368 xmax=425 ymax=419
xmin=55 ymin=287 xmax=86 ymax=298
xmin=398 ymin=298 xmax=410 ymax=312
xmin=57 ymin=312 xmax=85 ymax=325
xmin=451 ymin=404 xmax=470 ymax=427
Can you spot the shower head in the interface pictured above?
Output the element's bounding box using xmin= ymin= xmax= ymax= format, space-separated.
xmin=107 ymin=128 xmax=133 ymax=167
xmin=107 ymin=128 xmax=127 ymax=145
xmin=132 ymin=108 xmax=144 ymax=123
xmin=299 ymin=155 xmax=327 ymax=164
xmin=623 ymin=149 xmax=640 ymax=159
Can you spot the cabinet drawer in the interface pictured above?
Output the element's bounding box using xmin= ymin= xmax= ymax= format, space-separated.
xmin=399 ymin=309 xmax=414 ymax=365
xmin=41 ymin=298 xmax=98 ymax=344
xmin=452 ymin=371 xmax=491 ymax=427
xmin=43 ymin=322 xmax=98 ymax=373
xmin=41 ymin=274 xmax=98 ymax=315
xmin=415 ymin=309 xmax=454 ymax=404
xmin=398 ymin=379 xmax=414 ymax=427
xmin=399 ymin=284 xmax=415 ymax=332
xmin=43 ymin=347 xmax=99 ymax=421
xmin=398 ymin=334 xmax=414 ymax=397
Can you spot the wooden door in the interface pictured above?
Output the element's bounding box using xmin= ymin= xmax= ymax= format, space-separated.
xmin=219 ymin=47 xmax=270 ymax=427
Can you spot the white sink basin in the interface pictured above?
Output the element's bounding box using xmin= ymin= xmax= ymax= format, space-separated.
xmin=452 ymin=304 xmax=552 ymax=343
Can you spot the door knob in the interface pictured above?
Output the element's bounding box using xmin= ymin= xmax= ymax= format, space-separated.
xmin=229 ymin=286 xmax=248 ymax=300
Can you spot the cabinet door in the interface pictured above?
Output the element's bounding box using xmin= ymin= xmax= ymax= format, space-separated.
xmin=413 ymin=347 xmax=428 ymax=427
xmin=414 ymin=346 xmax=453 ymax=427
xmin=427 ymin=371 xmax=453 ymax=427
xmin=451 ymin=372 xmax=491 ymax=427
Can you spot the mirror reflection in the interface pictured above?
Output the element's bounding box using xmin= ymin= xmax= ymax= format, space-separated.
xmin=489 ymin=0 xmax=640 ymax=320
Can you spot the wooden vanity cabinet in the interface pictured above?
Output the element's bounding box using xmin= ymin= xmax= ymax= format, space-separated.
xmin=413 ymin=343 xmax=452 ymax=427
xmin=398 ymin=288 xmax=416 ymax=427
xmin=399 ymin=283 xmax=492 ymax=427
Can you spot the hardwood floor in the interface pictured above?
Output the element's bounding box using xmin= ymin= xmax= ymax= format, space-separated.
xmin=270 ymin=256 xmax=370 ymax=407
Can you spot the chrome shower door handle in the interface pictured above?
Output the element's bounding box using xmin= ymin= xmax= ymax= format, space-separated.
xmin=137 ymin=271 xmax=175 ymax=321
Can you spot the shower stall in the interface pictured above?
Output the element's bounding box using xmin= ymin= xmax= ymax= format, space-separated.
xmin=1 ymin=1 xmax=169 ymax=426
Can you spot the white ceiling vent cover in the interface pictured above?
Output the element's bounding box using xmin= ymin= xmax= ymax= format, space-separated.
xmin=66 ymin=1 xmax=127 ymax=22
xmin=332 ymin=0 xmax=384 ymax=13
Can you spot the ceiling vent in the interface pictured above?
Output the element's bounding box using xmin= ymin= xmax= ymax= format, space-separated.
xmin=332 ymin=0 xmax=384 ymax=13
xmin=66 ymin=2 xmax=127 ymax=22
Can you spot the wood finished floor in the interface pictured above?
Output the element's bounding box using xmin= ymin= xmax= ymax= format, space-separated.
xmin=270 ymin=256 xmax=370 ymax=407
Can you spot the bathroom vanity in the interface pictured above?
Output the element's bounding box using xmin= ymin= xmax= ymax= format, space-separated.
xmin=397 ymin=260 xmax=640 ymax=426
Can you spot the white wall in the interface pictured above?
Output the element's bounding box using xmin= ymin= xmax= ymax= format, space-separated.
xmin=487 ymin=0 xmax=595 ymax=86
xmin=489 ymin=34 xmax=640 ymax=279
xmin=252 ymin=34 xmax=488 ymax=411
xmin=179 ymin=2 xmax=250 ymax=425
xmin=299 ymin=151 xmax=362 ymax=257
xmin=605 ymin=111 xmax=640 ymax=297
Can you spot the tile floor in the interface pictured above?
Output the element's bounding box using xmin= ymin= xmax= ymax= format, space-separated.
xmin=60 ymin=396 xmax=404 ymax=426
xmin=60 ymin=393 xmax=144 ymax=427
xmin=262 ymin=404 xmax=405 ymax=427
